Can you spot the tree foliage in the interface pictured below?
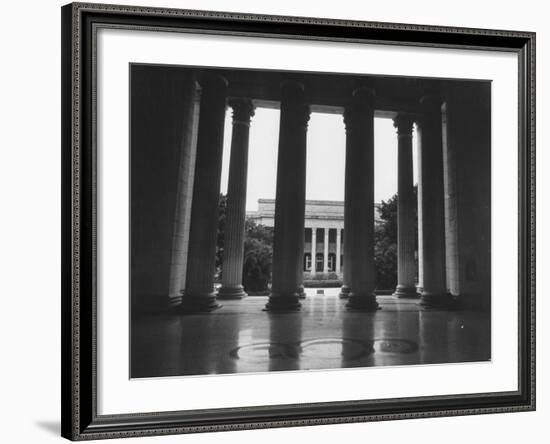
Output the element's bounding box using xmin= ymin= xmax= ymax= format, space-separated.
xmin=216 ymin=194 xmax=273 ymax=290
xmin=374 ymin=187 xmax=418 ymax=290
xmin=242 ymin=219 xmax=273 ymax=292
xmin=215 ymin=193 xmax=227 ymax=279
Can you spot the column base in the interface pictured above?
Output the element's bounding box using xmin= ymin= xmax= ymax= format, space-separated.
xmin=264 ymin=293 xmax=302 ymax=312
xmin=297 ymin=285 xmax=306 ymax=299
xmin=339 ymin=285 xmax=351 ymax=299
xmin=217 ymin=285 xmax=247 ymax=300
xmin=419 ymin=292 xmax=455 ymax=309
xmin=393 ymin=285 xmax=419 ymax=299
xmin=346 ymin=292 xmax=379 ymax=311
xmin=180 ymin=293 xmax=220 ymax=313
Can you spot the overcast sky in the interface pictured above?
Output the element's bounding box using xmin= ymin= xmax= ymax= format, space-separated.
xmin=220 ymin=108 xmax=418 ymax=211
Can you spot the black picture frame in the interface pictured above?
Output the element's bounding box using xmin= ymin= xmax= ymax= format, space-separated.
xmin=61 ymin=2 xmax=536 ymax=440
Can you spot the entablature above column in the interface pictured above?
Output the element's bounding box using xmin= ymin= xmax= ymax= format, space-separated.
xmin=173 ymin=66 xmax=487 ymax=119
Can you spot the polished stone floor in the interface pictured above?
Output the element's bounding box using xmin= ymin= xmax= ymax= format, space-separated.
xmin=131 ymin=289 xmax=490 ymax=378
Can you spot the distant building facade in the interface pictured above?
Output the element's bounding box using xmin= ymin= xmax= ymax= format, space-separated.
xmin=247 ymin=199 xmax=381 ymax=277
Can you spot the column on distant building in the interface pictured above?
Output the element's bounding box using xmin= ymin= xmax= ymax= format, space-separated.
xmin=181 ymin=73 xmax=228 ymax=312
xmin=335 ymin=228 xmax=341 ymax=274
xmin=265 ymin=81 xmax=310 ymax=311
xmin=218 ymin=98 xmax=255 ymax=299
xmin=344 ymin=86 xmax=379 ymax=311
xmin=417 ymin=95 xmax=451 ymax=307
xmin=393 ymin=114 xmax=418 ymax=298
xmin=323 ymin=228 xmax=330 ymax=273
xmin=311 ymin=228 xmax=317 ymax=274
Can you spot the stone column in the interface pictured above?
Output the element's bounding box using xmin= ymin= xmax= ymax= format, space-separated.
xmin=265 ymin=81 xmax=310 ymax=311
xmin=417 ymin=132 xmax=424 ymax=294
xmin=344 ymin=87 xmax=379 ymax=311
xmin=217 ymin=99 xmax=255 ymax=299
xmin=181 ymin=73 xmax=228 ymax=312
xmin=335 ymin=229 xmax=341 ymax=274
xmin=393 ymin=115 xmax=418 ymax=298
xmin=441 ymin=101 xmax=460 ymax=297
xmin=417 ymin=96 xmax=451 ymax=307
xmin=311 ymin=228 xmax=317 ymax=274
xmin=323 ymin=228 xmax=330 ymax=272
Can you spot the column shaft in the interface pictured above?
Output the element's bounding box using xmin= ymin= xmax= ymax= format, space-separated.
xmin=418 ymin=96 xmax=451 ymax=307
xmin=335 ymin=229 xmax=341 ymax=274
xmin=218 ymin=99 xmax=255 ymax=299
xmin=182 ymin=73 xmax=227 ymax=312
xmin=345 ymin=87 xmax=378 ymax=311
xmin=393 ymin=115 xmax=418 ymax=298
xmin=311 ymin=228 xmax=317 ymax=274
xmin=266 ymin=81 xmax=310 ymax=311
xmin=417 ymin=131 xmax=424 ymax=294
xmin=323 ymin=228 xmax=329 ymax=272
xmin=168 ymin=74 xmax=199 ymax=304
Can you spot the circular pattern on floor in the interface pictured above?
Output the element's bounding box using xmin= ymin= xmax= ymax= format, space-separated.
xmin=230 ymin=337 xmax=417 ymax=362
xmin=298 ymin=337 xmax=373 ymax=361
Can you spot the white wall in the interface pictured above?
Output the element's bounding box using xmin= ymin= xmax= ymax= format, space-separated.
xmin=0 ymin=0 xmax=545 ymax=443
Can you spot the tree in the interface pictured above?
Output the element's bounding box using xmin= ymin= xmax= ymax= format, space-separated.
xmin=374 ymin=223 xmax=398 ymax=289
xmin=377 ymin=194 xmax=398 ymax=244
xmin=215 ymin=193 xmax=227 ymax=280
xmin=215 ymin=194 xmax=273 ymax=290
xmin=242 ymin=219 xmax=273 ymax=292
xmin=374 ymin=186 xmax=418 ymax=290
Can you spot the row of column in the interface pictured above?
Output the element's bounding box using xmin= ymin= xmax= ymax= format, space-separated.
xmin=309 ymin=228 xmax=342 ymax=274
xmin=181 ymin=72 xmax=451 ymax=313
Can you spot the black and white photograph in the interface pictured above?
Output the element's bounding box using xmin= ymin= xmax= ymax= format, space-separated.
xmin=0 ymin=0 xmax=546 ymax=439
xmin=130 ymin=64 xmax=491 ymax=378
xmin=51 ymin=1 xmax=538 ymax=441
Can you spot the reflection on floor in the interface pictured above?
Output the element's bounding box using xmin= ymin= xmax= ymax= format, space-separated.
xmin=131 ymin=289 xmax=491 ymax=378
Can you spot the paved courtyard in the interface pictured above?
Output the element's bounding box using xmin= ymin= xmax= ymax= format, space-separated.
xmin=131 ymin=290 xmax=490 ymax=378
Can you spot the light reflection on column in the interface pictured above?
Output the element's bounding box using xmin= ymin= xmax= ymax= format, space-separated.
xmin=208 ymin=311 xmax=241 ymax=374
xmin=268 ymin=313 xmax=303 ymax=372
xmin=175 ymin=313 xmax=219 ymax=375
xmin=131 ymin=314 xmax=186 ymax=378
xmin=418 ymin=310 xmax=450 ymax=365
xmin=391 ymin=309 xmax=420 ymax=366
xmin=341 ymin=312 xmax=375 ymax=369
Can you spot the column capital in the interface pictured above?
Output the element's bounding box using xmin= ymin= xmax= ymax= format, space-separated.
xmin=198 ymin=72 xmax=228 ymax=91
xmin=280 ymin=80 xmax=310 ymax=127
xmin=352 ymin=86 xmax=376 ymax=103
xmin=229 ymin=98 xmax=255 ymax=126
xmin=343 ymin=87 xmax=375 ymax=131
xmin=420 ymin=95 xmax=444 ymax=112
xmin=393 ymin=114 xmax=415 ymax=136
xmin=280 ymin=79 xmax=304 ymax=97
